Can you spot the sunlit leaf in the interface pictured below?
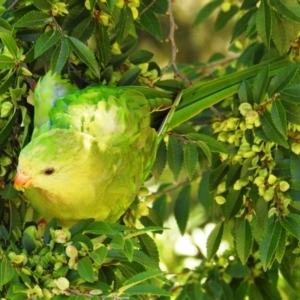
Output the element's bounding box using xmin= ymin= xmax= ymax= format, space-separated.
xmin=206 ymin=221 xmax=224 ymax=260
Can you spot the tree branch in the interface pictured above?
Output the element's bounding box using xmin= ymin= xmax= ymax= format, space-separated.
xmin=161 ymin=0 xmax=193 ymax=86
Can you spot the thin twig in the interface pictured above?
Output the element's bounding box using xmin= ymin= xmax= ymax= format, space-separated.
xmin=161 ymin=0 xmax=193 ymax=86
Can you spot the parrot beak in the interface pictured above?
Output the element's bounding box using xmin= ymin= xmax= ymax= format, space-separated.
xmin=14 ymin=171 xmax=33 ymax=190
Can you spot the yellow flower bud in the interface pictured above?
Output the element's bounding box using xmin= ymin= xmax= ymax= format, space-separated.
xmin=214 ymin=195 xmax=226 ymax=205
xmin=267 ymin=174 xmax=277 ymax=185
xmin=54 ymin=277 xmax=70 ymax=291
xmin=279 ymin=181 xmax=290 ymax=192
xmin=238 ymin=102 xmax=252 ymax=116
xmin=66 ymin=245 xmax=78 ymax=258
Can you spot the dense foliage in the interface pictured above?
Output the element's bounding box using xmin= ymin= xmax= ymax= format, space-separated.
xmin=1 ymin=0 xmax=300 ymax=299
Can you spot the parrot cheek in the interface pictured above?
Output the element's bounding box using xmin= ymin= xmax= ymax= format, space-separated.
xmin=14 ymin=172 xmax=33 ymax=190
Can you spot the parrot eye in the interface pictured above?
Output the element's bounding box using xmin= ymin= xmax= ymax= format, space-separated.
xmin=44 ymin=168 xmax=55 ymax=175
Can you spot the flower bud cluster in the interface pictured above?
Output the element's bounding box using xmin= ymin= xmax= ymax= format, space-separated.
xmin=213 ymin=102 xmax=292 ymax=219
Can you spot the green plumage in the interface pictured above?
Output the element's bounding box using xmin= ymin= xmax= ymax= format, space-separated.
xmin=16 ymin=73 xmax=175 ymax=227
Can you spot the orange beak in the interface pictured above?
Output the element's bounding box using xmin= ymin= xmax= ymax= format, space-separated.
xmin=14 ymin=171 xmax=33 ymax=190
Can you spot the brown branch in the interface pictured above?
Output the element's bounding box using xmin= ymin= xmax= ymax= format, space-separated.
xmin=161 ymin=0 xmax=193 ymax=86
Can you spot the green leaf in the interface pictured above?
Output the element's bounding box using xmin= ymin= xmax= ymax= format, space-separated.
xmin=209 ymin=159 xmax=229 ymax=191
xmin=90 ymin=246 xmax=107 ymax=265
xmin=256 ymin=0 xmax=272 ymax=48
xmin=0 ymin=18 xmax=13 ymax=33
xmin=272 ymin=12 xmax=288 ymax=54
xmin=167 ymin=135 xmax=183 ymax=181
xmin=281 ymin=100 xmax=300 ymax=125
xmin=137 ymin=233 xmax=160 ymax=263
xmin=193 ymin=0 xmax=222 ymax=26
xmin=32 ymin=0 xmax=52 ymax=10
xmin=122 ymin=285 xmax=171 ymax=297
xmin=0 ymin=55 xmax=15 ymax=69
xmin=116 ymin=6 xmax=133 ymax=43
xmin=206 ymin=221 xmax=224 ymax=260
xmin=275 ymin=227 xmax=287 ymax=263
xmin=84 ymin=221 xmax=114 ymax=235
xmin=14 ymin=11 xmax=53 ymax=27
xmin=195 ymin=140 xmax=212 ymax=165
xmin=280 ymin=214 xmax=300 ymax=239
xmin=77 ymin=257 xmax=94 ymax=283
xmin=72 ymin=17 xmax=95 ymax=42
xmin=34 ymin=30 xmax=60 ymax=58
xmin=269 ymin=0 xmax=300 ymax=23
xmin=254 ymin=277 xmax=282 ymax=300
xmin=184 ymin=143 xmax=198 ymax=180
xmin=50 ymin=38 xmax=70 ymax=73
xmin=97 ymin=23 xmax=111 ymax=67
xmin=270 ymin=100 xmax=287 ymax=138
xmin=0 ymin=256 xmax=15 ymax=286
xmin=214 ymin=5 xmax=239 ymax=31
xmin=0 ymin=33 xmax=18 ymax=58
xmin=68 ymin=36 xmax=100 ymax=77
xmin=268 ymin=64 xmax=299 ymax=96
xmin=225 ymin=262 xmax=251 ymax=278
xmin=260 ymin=110 xmax=289 ymax=148
xmin=110 ymin=233 xmax=125 ymax=249
xmin=223 ymin=188 xmax=243 ymax=220
xmin=123 ymin=238 xmax=134 ymax=262
xmin=140 ymin=9 xmax=162 ymax=41
xmin=238 ymin=80 xmax=254 ymax=105
xmin=236 ymin=219 xmax=253 ymax=265
xmin=121 ymin=270 xmax=163 ymax=292
xmin=117 ymin=67 xmax=141 ymax=86
xmin=231 ymin=9 xmax=256 ymax=42
xmin=186 ymin=133 xmax=230 ymax=154
xmin=281 ymin=85 xmax=300 ymax=104
xmin=129 ymin=49 xmax=154 ymax=64
xmin=259 ymin=220 xmax=282 ymax=270
xmin=174 ymin=185 xmax=191 ymax=235
xmin=152 ymin=140 xmax=167 ymax=181
xmin=253 ymin=65 xmax=269 ymax=103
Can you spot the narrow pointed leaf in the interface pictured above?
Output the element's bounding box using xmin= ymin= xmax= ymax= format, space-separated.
xmin=184 ymin=143 xmax=198 ymax=180
xmin=186 ymin=133 xmax=230 ymax=154
xmin=280 ymin=215 xmax=300 ymax=240
xmin=50 ymin=38 xmax=70 ymax=73
xmin=281 ymin=85 xmax=300 ymax=104
xmin=195 ymin=140 xmax=212 ymax=165
xmin=268 ymin=64 xmax=299 ymax=96
xmin=214 ymin=5 xmax=239 ymax=31
xmin=140 ymin=9 xmax=162 ymax=41
xmin=256 ymin=0 xmax=272 ymax=47
xmin=272 ymin=12 xmax=288 ymax=54
xmin=253 ymin=65 xmax=269 ymax=103
xmin=269 ymin=0 xmax=300 ymax=23
xmin=206 ymin=221 xmax=224 ymax=260
xmin=117 ymin=67 xmax=141 ymax=86
xmin=270 ymin=100 xmax=287 ymax=138
xmin=34 ymin=30 xmax=60 ymax=58
xmin=72 ymin=17 xmax=95 ymax=42
xmin=98 ymin=23 xmax=111 ymax=67
xmin=231 ymin=9 xmax=256 ymax=42
xmin=223 ymin=188 xmax=243 ymax=220
xmin=193 ymin=0 xmax=222 ymax=26
xmin=275 ymin=227 xmax=287 ymax=263
xmin=0 ymin=33 xmax=18 ymax=58
xmin=152 ymin=140 xmax=167 ymax=181
xmin=174 ymin=185 xmax=191 ymax=235
xmin=14 ymin=11 xmax=53 ymax=27
xmin=68 ymin=36 xmax=99 ymax=77
xmin=0 ymin=55 xmax=15 ymax=69
xmin=260 ymin=110 xmax=289 ymax=148
xmin=236 ymin=219 xmax=253 ymax=265
xmin=167 ymin=135 xmax=183 ymax=181
xmin=137 ymin=233 xmax=160 ymax=263
xmin=259 ymin=220 xmax=282 ymax=270
xmin=123 ymin=285 xmax=171 ymax=297
xmin=0 ymin=256 xmax=15 ymax=286
xmin=238 ymin=80 xmax=254 ymax=105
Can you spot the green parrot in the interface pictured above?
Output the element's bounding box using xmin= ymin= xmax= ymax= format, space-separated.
xmin=14 ymin=72 xmax=176 ymax=227
xmin=14 ymin=57 xmax=293 ymax=227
